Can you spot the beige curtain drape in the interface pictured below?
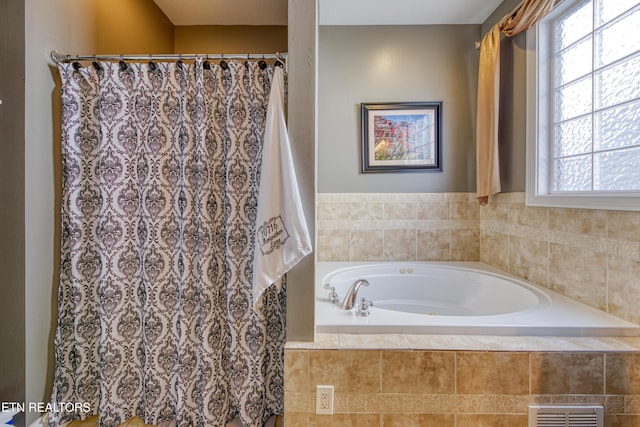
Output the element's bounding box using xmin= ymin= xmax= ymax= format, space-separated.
xmin=475 ymin=0 xmax=556 ymax=204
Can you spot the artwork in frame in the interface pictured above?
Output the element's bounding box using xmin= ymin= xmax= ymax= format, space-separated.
xmin=361 ymin=102 xmax=442 ymax=173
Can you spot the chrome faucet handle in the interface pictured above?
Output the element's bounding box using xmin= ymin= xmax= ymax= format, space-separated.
xmin=328 ymin=286 xmax=339 ymax=304
xmin=356 ymin=298 xmax=374 ymax=317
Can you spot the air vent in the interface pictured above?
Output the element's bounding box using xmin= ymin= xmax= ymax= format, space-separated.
xmin=528 ymin=405 xmax=603 ymax=427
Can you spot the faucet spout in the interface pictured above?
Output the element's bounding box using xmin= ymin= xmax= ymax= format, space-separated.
xmin=340 ymin=279 xmax=369 ymax=310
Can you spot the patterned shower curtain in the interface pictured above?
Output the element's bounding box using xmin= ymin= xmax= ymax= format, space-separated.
xmin=50 ymin=59 xmax=286 ymax=427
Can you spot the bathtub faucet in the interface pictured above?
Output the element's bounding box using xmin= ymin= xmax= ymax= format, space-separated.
xmin=340 ymin=279 xmax=369 ymax=310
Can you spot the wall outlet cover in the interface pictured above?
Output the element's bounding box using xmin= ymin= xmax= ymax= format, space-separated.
xmin=315 ymin=385 xmax=334 ymax=415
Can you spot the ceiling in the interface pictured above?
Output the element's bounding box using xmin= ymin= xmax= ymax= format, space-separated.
xmin=152 ymin=0 xmax=504 ymax=26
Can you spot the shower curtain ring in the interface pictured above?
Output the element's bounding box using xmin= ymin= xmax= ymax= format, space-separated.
xmin=119 ymin=55 xmax=128 ymax=71
xmin=220 ymin=54 xmax=229 ymax=70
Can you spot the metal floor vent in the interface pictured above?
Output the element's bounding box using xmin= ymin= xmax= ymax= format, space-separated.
xmin=528 ymin=405 xmax=604 ymax=427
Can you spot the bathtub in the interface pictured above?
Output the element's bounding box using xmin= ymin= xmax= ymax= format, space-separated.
xmin=316 ymin=262 xmax=640 ymax=336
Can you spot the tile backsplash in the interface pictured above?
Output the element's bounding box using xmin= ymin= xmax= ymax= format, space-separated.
xmin=316 ymin=193 xmax=480 ymax=262
xmin=316 ymin=192 xmax=640 ymax=325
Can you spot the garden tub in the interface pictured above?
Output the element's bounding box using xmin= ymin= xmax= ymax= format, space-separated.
xmin=315 ymin=262 xmax=640 ymax=336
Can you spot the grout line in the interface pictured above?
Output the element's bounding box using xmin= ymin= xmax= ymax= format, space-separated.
xmin=453 ymin=351 xmax=458 ymax=396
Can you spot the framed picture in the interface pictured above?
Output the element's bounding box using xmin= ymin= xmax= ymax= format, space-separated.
xmin=361 ymin=102 xmax=442 ymax=173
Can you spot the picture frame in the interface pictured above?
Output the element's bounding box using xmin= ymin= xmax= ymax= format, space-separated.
xmin=361 ymin=102 xmax=442 ymax=173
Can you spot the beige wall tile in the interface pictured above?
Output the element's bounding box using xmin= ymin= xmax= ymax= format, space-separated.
xmin=310 ymin=334 xmax=341 ymax=350
xmin=318 ymin=201 xmax=350 ymax=220
xmin=417 ymin=230 xmax=450 ymax=261
xmin=284 ymin=412 xmax=309 ymax=426
xmin=618 ymin=337 xmax=640 ymax=351
xmin=508 ymin=235 xmax=549 ymax=287
xmin=338 ymin=334 xmax=411 ymax=350
xmin=606 ymin=395 xmax=626 ymax=414
xmin=549 ymin=208 xmax=607 ymax=237
xmin=549 ymin=243 xmax=607 ymax=310
xmin=569 ymin=395 xmax=606 ymax=406
xmin=455 ymin=414 xmax=528 ymax=427
xmin=381 ymin=351 xmax=455 ymax=394
xmin=627 ymin=395 xmax=640 ymax=414
xmin=417 ymin=201 xmax=450 ymax=220
xmin=308 ymin=350 xmax=380 ymax=393
xmin=609 ymin=239 xmax=640 ymax=260
xmin=489 ymin=192 xmax=525 ymax=204
xmin=451 ymin=201 xmax=479 ymax=221
xmin=405 ymin=335 xmax=486 ymax=351
xmin=438 ymin=394 xmax=458 ymax=413
xmin=509 ymin=203 xmax=549 ymax=228
xmin=609 ymin=211 xmax=640 ymax=243
xmin=456 ymin=352 xmax=529 ymax=395
xmin=377 ymin=393 xmax=426 ymax=413
xmin=351 ymin=220 xmax=385 ymax=230
xmin=451 ymin=229 xmax=480 ymax=261
xmin=350 ymin=201 xmax=384 ymax=221
xmin=492 ymin=394 xmax=520 ymax=413
xmin=456 ymin=394 xmax=498 ymax=413
xmin=444 ymin=193 xmax=475 ymax=201
xmin=284 ymin=392 xmax=313 ymax=413
xmin=317 ymin=229 xmax=350 ymax=262
xmin=285 ymin=350 xmax=308 ymax=393
xmin=384 ymin=202 xmax=416 ymax=220
xmin=480 ymin=230 xmax=508 ymax=271
xmin=351 ymin=229 xmax=383 ymax=261
xmin=384 ymin=228 xmax=416 ymax=261
xmin=382 ymin=413 xmax=455 ymax=427
xmin=480 ymin=201 xmax=508 ymax=223
xmin=336 ymin=393 xmax=381 ymax=413
xmin=604 ymin=415 xmax=640 ymax=426
xmin=285 ymin=341 xmax=310 ymax=349
xmin=539 ymin=337 xmax=635 ymax=352
xmin=608 ymin=256 xmax=640 ymax=325
xmin=607 ymin=353 xmax=640 ymax=395
xmin=513 ymin=395 xmax=533 ymax=413
xmin=308 ymin=413 xmax=380 ymax=426
xmin=530 ymin=353 xmax=604 ymax=394
xmin=377 ymin=393 xmax=408 ymax=412
xmin=473 ymin=336 xmax=561 ymax=352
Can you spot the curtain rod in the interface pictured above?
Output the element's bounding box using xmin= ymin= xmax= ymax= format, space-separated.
xmin=50 ymin=50 xmax=287 ymax=64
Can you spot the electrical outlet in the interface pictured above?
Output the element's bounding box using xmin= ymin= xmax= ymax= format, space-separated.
xmin=315 ymin=385 xmax=334 ymax=415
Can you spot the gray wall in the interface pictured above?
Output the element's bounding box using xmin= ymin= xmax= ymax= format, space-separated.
xmin=0 ymin=0 xmax=26 ymax=425
xmin=25 ymin=1 xmax=102 ymax=423
xmin=286 ymin=0 xmax=316 ymax=341
xmin=318 ymin=25 xmax=481 ymax=193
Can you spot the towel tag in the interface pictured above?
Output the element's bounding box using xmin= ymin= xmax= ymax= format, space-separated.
xmin=257 ymin=216 xmax=290 ymax=255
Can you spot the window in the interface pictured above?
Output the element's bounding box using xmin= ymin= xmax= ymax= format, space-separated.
xmin=526 ymin=0 xmax=640 ymax=210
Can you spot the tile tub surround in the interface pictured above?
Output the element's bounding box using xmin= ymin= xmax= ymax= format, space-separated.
xmin=284 ymin=335 xmax=640 ymax=426
xmin=317 ymin=192 xmax=640 ymax=326
xmin=480 ymin=192 xmax=640 ymax=326
xmin=317 ymin=193 xmax=480 ymax=263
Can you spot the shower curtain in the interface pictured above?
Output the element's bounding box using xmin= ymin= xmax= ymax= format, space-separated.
xmin=51 ymin=59 xmax=286 ymax=427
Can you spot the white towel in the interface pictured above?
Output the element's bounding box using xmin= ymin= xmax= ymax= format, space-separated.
xmin=252 ymin=66 xmax=312 ymax=305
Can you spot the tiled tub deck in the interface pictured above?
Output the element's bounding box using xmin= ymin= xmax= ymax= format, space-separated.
xmin=284 ymin=334 xmax=640 ymax=427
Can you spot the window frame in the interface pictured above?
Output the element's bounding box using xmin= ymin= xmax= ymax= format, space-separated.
xmin=525 ymin=0 xmax=640 ymax=211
